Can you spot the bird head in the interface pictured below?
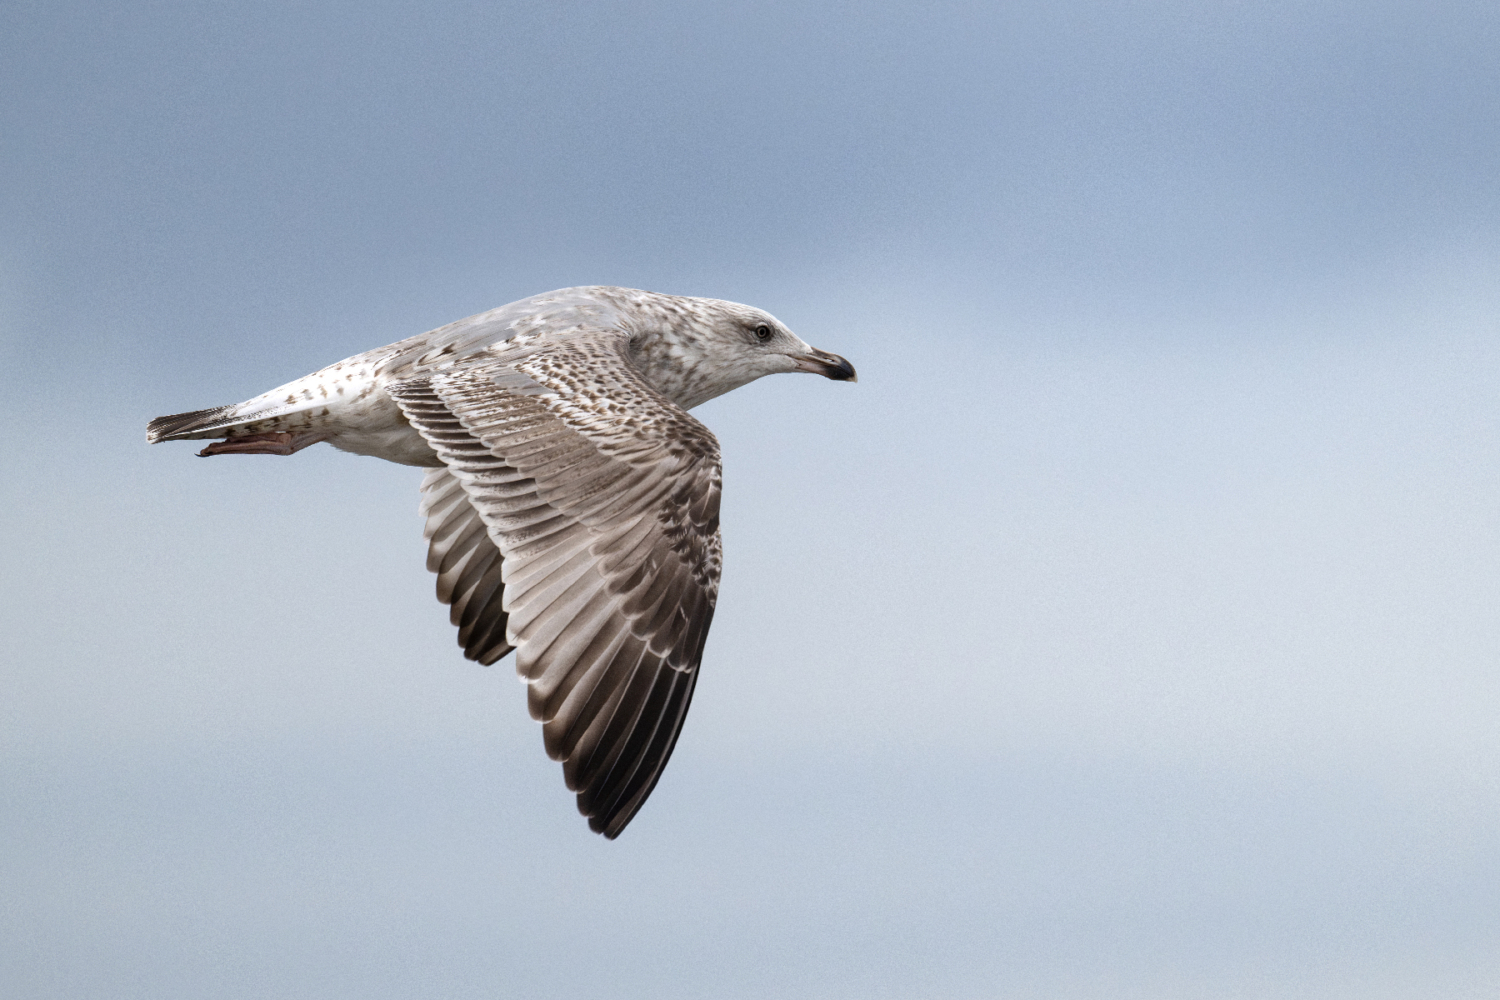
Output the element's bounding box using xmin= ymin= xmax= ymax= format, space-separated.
xmin=630 ymin=293 xmax=856 ymax=409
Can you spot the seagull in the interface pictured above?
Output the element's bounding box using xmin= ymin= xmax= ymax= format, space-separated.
xmin=147 ymin=286 xmax=856 ymax=838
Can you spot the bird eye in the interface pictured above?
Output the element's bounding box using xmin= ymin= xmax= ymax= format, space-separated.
xmin=754 ymin=324 xmax=772 ymax=341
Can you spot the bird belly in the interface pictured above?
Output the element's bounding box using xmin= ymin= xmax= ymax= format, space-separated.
xmin=323 ymin=389 xmax=442 ymax=467
xmin=327 ymin=418 xmax=441 ymax=467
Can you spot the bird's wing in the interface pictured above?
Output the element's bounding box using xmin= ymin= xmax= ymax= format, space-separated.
xmin=388 ymin=331 xmax=722 ymax=838
xmin=419 ymin=467 xmax=514 ymax=666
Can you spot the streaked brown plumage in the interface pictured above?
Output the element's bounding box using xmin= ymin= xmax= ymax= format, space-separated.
xmin=147 ymin=286 xmax=855 ymax=837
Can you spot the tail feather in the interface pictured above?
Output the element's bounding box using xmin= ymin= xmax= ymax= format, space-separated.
xmin=146 ymin=405 xmax=243 ymax=443
xmin=148 ymin=353 xmax=385 ymax=450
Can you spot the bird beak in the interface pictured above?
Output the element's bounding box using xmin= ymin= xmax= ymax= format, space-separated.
xmin=789 ymin=348 xmax=857 ymax=382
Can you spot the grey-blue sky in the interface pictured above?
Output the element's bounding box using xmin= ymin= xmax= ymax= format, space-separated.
xmin=3 ymin=2 xmax=1499 ymax=998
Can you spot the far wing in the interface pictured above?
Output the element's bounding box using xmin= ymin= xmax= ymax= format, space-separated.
xmin=419 ymin=467 xmax=514 ymax=666
xmin=390 ymin=332 xmax=722 ymax=838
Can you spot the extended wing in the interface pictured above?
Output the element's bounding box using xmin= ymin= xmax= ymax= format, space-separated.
xmin=391 ymin=332 xmax=722 ymax=838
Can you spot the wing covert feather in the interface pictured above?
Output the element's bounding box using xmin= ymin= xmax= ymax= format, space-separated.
xmin=393 ymin=331 xmax=721 ymax=837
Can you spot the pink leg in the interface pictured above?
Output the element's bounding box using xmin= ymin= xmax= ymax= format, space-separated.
xmin=197 ymin=432 xmax=325 ymax=457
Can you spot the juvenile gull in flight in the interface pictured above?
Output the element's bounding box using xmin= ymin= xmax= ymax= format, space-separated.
xmin=147 ymin=286 xmax=856 ymax=838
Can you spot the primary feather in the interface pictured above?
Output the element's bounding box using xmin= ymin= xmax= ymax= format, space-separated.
xmin=148 ymin=285 xmax=855 ymax=837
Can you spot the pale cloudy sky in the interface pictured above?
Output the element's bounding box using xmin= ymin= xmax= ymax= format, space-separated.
xmin=3 ymin=2 xmax=1499 ymax=998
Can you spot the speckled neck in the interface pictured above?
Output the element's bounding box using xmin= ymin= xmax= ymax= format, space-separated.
xmin=622 ymin=297 xmax=748 ymax=411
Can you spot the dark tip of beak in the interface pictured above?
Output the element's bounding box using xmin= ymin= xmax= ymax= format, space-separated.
xmin=792 ymin=349 xmax=858 ymax=383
